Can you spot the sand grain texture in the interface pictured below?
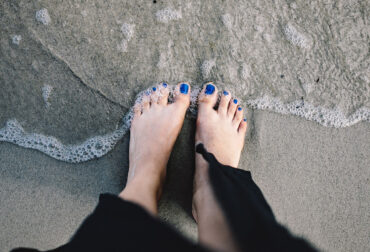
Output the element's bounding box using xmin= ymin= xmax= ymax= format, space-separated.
xmin=0 ymin=0 xmax=369 ymax=251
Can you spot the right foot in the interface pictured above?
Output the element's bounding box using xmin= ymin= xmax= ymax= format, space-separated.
xmin=192 ymin=83 xmax=247 ymax=252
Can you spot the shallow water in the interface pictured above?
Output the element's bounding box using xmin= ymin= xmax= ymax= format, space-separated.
xmin=0 ymin=0 xmax=369 ymax=162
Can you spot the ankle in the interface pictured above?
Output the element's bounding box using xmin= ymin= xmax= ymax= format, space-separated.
xmin=119 ymin=174 xmax=163 ymax=215
xmin=192 ymin=186 xmax=214 ymax=216
xmin=128 ymin=160 xmax=166 ymax=181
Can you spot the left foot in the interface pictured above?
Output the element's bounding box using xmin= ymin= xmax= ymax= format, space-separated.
xmin=119 ymin=82 xmax=191 ymax=214
xmin=192 ymin=83 xmax=247 ymax=252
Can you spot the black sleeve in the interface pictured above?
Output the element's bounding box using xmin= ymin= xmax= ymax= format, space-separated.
xmin=11 ymin=194 xmax=208 ymax=252
xmin=196 ymin=143 xmax=318 ymax=252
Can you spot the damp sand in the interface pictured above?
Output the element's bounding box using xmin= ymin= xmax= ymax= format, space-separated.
xmin=0 ymin=0 xmax=369 ymax=251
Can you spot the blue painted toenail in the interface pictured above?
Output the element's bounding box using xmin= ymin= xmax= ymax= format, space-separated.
xmin=233 ymin=99 xmax=238 ymax=104
xmin=162 ymin=82 xmax=168 ymax=88
xmin=238 ymin=106 xmax=242 ymax=111
xmin=180 ymin=83 xmax=189 ymax=94
xmin=223 ymin=91 xmax=229 ymax=96
xmin=244 ymin=118 xmax=247 ymax=122
xmin=205 ymin=84 xmax=215 ymax=95
xmin=152 ymin=87 xmax=157 ymax=91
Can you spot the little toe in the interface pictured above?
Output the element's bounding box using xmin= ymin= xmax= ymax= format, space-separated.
xmin=218 ymin=90 xmax=231 ymax=115
xmin=238 ymin=118 xmax=248 ymax=135
xmin=141 ymin=91 xmax=150 ymax=112
xmin=232 ymin=106 xmax=244 ymax=127
xmin=227 ymin=97 xmax=238 ymax=118
xmin=131 ymin=103 xmax=142 ymax=125
xmin=157 ymin=82 xmax=169 ymax=106
xmin=173 ymin=82 xmax=191 ymax=108
xmin=198 ymin=82 xmax=218 ymax=109
xmin=133 ymin=103 xmax=141 ymax=117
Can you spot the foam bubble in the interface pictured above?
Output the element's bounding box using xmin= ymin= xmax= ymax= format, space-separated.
xmin=201 ymin=60 xmax=216 ymax=79
xmin=284 ymin=24 xmax=309 ymax=49
xmin=247 ymin=95 xmax=370 ymax=128
xmin=36 ymin=8 xmax=51 ymax=25
xmin=117 ymin=39 xmax=128 ymax=53
xmin=0 ymin=84 xmax=369 ymax=163
xmin=189 ymin=86 xmax=201 ymax=115
xmin=42 ymin=85 xmax=53 ymax=107
xmin=221 ymin=14 xmax=233 ymax=30
xmin=118 ymin=23 xmax=135 ymax=53
xmin=157 ymin=53 xmax=167 ymax=69
xmin=0 ymin=114 xmax=132 ymax=164
xmin=12 ymin=35 xmax=22 ymax=45
xmin=240 ymin=63 xmax=251 ymax=80
xmin=156 ymin=8 xmax=182 ymax=23
xmin=121 ymin=23 xmax=135 ymax=40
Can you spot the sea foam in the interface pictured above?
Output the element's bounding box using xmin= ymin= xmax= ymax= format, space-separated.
xmin=42 ymin=85 xmax=53 ymax=107
xmin=12 ymin=35 xmax=22 ymax=45
xmin=36 ymin=8 xmax=51 ymax=25
xmin=118 ymin=23 xmax=135 ymax=53
xmin=221 ymin=14 xmax=233 ymax=30
xmin=0 ymin=84 xmax=369 ymax=163
xmin=201 ymin=60 xmax=216 ymax=79
xmin=284 ymin=23 xmax=310 ymax=49
xmin=156 ymin=8 xmax=182 ymax=23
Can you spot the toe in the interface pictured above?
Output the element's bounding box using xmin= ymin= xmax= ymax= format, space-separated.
xmin=238 ymin=118 xmax=248 ymax=135
xmin=227 ymin=97 xmax=238 ymax=118
xmin=198 ymin=82 xmax=218 ymax=109
xmin=157 ymin=82 xmax=169 ymax=105
xmin=141 ymin=91 xmax=150 ymax=112
xmin=218 ymin=90 xmax=231 ymax=115
xmin=150 ymin=86 xmax=159 ymax=105
xmin=233 ymin=106 xmax=243 ymax=127
xmin=173 ymin=82 xmax=191 ymax=108
xmin=133 ymin=103 xmax=141 ymax=119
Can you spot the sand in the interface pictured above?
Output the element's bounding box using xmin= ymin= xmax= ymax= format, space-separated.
xmin=1 ymin=0 xmax=369 ymax=251
xmin=1 ymin=112 xmax=369 ymax=251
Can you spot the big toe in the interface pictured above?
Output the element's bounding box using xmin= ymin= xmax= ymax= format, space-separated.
xmin=198 ymin=82 xmax=218 ymax=110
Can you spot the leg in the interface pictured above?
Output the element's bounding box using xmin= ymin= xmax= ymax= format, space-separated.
xmin=120 ymin=82 xmax=191 ymax=215
xmin=193 ymin=83 xmax=247 ymax=252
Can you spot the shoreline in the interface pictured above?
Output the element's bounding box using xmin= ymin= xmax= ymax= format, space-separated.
xmin=1 ymin=110 xmax=369 ymax=251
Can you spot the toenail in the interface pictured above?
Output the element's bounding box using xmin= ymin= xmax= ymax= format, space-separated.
xmin=238 ymin=106 xmax=242 ymax=111
xmin=205 ymin=84 xmax=215 ymax=95
xmin=152 ymin=87 xmax=157 ymax=92
xmin=223 ymin=90 xmax=229 ymax=96
xmin=162 ymin=82 xmax=168 ymax=88
xmin=180 ymin=83 xmax=189 ymax=94
xmin=244 ymin=118 xmax=247 ymax=122
xmin=233 ymin=99 xmax=238 ymax=104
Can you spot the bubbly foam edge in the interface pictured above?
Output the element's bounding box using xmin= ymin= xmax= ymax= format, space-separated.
xmin=0 ymin=84 xmax=369 ymax=163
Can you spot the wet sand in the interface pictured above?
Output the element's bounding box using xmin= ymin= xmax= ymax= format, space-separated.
xmin=1 ymin=0 xmax=369 ymax=251
xmin=1 ymin=111 xmax=369 ymax=252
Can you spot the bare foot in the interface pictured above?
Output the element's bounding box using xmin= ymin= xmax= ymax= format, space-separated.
xmin=120 ymin=82 xmax=190 ymax=214
xmin=193 ymin=83 xmax=247 ymax=252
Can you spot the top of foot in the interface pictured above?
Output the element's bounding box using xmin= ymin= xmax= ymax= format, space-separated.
xmin=196 ymin=82 xmax=247 ymax=168
xmin=192 ymin=82 xmax=247 ymax=252
xmin=124 ymin=82 xmax=191 ymax=204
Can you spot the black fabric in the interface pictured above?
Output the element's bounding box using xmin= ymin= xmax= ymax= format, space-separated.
xmin=12 ymin=143 xmax=317 ymax=252
xmin=12 ymin=194 xmax=207 ymax=252
xmin=196 ymin=143 xmax=317 ymax=252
